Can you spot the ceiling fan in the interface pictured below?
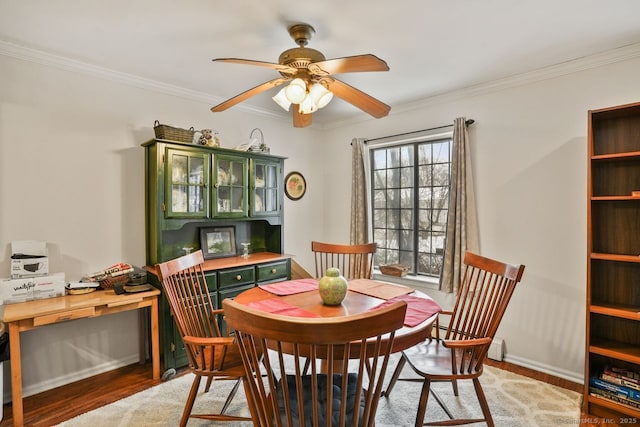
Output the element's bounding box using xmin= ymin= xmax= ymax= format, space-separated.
xmin=210 ymin=23 xmax=391 ymax=128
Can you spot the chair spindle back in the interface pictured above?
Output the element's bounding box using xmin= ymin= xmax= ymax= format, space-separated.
xmin=311 ymin=241 xmax=377 ymax=280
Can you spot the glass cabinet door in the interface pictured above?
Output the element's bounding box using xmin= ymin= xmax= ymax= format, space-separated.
xmin=165 ymin=148 xmax=209 ymax=218
xmin=213 ymin=154 xmax=248 ymax=217
xmin=251 ymin=159 xmax=280 ymax=216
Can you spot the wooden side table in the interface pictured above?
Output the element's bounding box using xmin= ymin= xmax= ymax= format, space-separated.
xmin=2 ymin=289 xmax=160 ymax=427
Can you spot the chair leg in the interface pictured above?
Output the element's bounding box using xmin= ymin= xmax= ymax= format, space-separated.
xmin=472 ymin=378 xmax=494 ymax=427
xmin=451 ymin=378 xmax=459 ymax=396
xmin=204 ymin=375 xmax=214 ymax=392
xmin=181 ymin=375 xmax=202 ymax=427
xmin=220 ymin=378 xmax=242 ymax=414
xmin=415 ymin=378 xmax=432 ymax=427
xmin=382 ymin=354 xmax=406 ymax=397
xmin=429 ymin=388 xmax=455 ymax=420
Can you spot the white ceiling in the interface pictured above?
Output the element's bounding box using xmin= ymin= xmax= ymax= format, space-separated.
xmin=2 ymin=0 xmax=640 ymax=126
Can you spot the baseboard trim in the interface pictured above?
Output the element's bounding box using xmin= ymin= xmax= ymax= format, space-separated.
xmin=4 ymin=354 xmax=141 ymax=403
xmin=503 ymin=353 xmax=583 ymax=385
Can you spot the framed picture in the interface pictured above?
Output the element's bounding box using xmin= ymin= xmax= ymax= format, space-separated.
xmin=285 ymin=171 xmax=307 ymax=200
xmin=199 ymin=226 xmax=237 ymax=259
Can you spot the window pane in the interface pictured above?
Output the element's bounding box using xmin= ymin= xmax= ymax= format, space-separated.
xmin=400 ymin=230 xmax=414 ymax=250
xmin=417 ymin=209 xmax=432 ymax=230
xmin=387 ymin=168 xmax=400 ymax=188
xmin=433 ymin=163 xmax=449 ymax=185
xmin=400 ymin=167 xmax=413 ymax=187
xmin=388 ymin=208 xmax=400 ymax=229
xmin=418 ymin=165 xmax=432 ymax=187
xmin=387 ymin=229 xmax=399 ymax=249
xmin=387 ymin=189 xmax=400 ymax=209
xmin=432 ymin=141 xmax=450 ymax=163
xmin=400 ymin=188 xmax=413 ymax=208
xmin=374 ymin=228 xmax=387 ymax=247
xmin=189 ymin=157 xmax=203 ymax=184
xmin=400 ymin=146 xmax=413 ymax=167
xmin=373 ymin=150 xmax=387 ymax=169
xmin=400 ymin=209 xmax=412 ymax=229
xmin=418 ymin=144 xmax=431 ymax=164
xmin=418 ymin=187 xmax=432 ymax=209
xmin=374 ymin=170 xmax=386 ymax=189
xmin=172 ymin=155 xmax=188 ymax=183
xmin=373 ymin=189 xmax=386 ymax=208
xmin=373 ymin=209 xmax=387 ymax=228
xmin=387 ymin=147 xmax=400 ymax=168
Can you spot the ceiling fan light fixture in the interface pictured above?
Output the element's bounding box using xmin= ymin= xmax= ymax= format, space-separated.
xmin=272 ymin=88 xmax=291 ymax=111
xmin=284 ymin=78 xmax=307 ymax=104
xmin=309 ymin=83 xmax=333 ymax=109
xmin=299 ymin=93 xmax=318 ymax=114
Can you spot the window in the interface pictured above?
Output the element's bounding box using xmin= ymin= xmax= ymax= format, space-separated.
xmin=369 ymin=131 xmax=452 ymax=280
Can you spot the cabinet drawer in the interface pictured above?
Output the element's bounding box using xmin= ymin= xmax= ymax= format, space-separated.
xmin=204 ymin=272 xmax=217 ymax=291
xmin=218 ymin=283 xmax=255 ymax=300
xmin=256 ymin=261 xmax=289 ymax=283
xmin=218 ymin=266 xmax=255 ymax=288
xmin=33 ymin=307 xmax=96 ymax=326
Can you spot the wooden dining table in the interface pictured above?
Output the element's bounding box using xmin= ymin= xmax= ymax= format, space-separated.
xmin=233 ymin=278 xmax=441 ymax=355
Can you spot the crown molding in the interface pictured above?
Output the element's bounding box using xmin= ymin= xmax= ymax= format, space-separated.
xmin=391 ymin=42 xmax=640 ymax=115
xmin=0 ymin=39 xmax=288 ymax=122
xmin=2 ymin=39 xmax=640 ymax=130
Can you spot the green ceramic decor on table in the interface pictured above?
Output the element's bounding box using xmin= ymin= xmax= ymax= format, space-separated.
xmin=318 ymin=267 xmax=347 ymax=305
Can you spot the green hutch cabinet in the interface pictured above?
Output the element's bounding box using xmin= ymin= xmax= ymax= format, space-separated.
xmin=143 ymin=138 xmax=291 ymax=370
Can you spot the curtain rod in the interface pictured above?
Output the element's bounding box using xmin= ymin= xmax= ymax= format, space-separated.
xmin=364 ymin=119 xmax=475 ymax=143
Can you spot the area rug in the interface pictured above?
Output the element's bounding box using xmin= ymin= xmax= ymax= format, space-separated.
xmin=56 ymin=363 xmax=581 ymax=426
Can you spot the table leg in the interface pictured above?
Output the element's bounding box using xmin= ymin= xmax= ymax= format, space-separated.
xmin=151 ymin=296 xmax=160 ymax=380
xmin=8 ymin=323 xmax=23 ymax=427
xmin=138 ymin=309 xmax=146 ymax=365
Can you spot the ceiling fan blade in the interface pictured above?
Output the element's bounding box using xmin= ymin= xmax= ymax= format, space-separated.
xmin=211 ymin=78 xmax=290 ymax=112
xmin=212 ymin=58 xmax=297 ymax=75
xmin=293 ymin=107 xmax=312 ymax=128
xmin=326 ymin=78 xmax=391 ymax=118
xmin=309 ymin=54 xmax=389 ymax=75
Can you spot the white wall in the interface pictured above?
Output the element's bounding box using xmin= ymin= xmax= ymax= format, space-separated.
xmin=1 ymin=46 xmax=640 ymax=398
xmin=321 ymin=56 xmax=640 ymax=382
xmin=0 ymin=53 xmax=322 ymax=397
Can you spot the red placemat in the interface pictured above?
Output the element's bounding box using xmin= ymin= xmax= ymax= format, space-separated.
xmin=259 ymin=278 xmax=318 ymax=296
xmin=247 ymin=298 xmax=320 ymax=318
xmin=372 ymin=294 xmax=441 ymax=327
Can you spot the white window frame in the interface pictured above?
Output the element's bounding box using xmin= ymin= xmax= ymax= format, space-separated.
xmin=364 ymin=127 xmax=453 ymax=290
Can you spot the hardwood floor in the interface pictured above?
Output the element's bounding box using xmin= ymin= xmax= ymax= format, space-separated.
xmin=0 ymin=362 xmax=173 ymax=427
xmin=0 ymin=360 xmax=615 ymax=426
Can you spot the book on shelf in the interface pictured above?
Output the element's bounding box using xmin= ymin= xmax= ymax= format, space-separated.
xmin=602 ymin=372 xmax=640 ymax=391
xmin=604 ymin=367 xmax=640 ymax=385
xmin=590 ymin=387 xmax=640 ymax=411
xmin=590 ymin=377 xmax=640 ymax=402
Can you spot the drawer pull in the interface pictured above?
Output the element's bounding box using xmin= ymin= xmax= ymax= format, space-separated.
xmin=236 ymin=275 xmax=242 ymax=281
xmin=271 ymin=268 xmax=277 ymax=274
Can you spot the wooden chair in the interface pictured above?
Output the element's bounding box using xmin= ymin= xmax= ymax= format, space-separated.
xmin=312 ymin=241 xmax=377 ymax=279
xmin=156 ymin=250 xmax=251 ymax=427
xmin=383 ymin=251 xmax=525 ymax=427
xmin=222 ymin=297 xmax=407 ymax=427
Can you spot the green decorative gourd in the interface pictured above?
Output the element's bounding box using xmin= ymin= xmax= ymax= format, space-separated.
xmin=318 ymin=267 xmax=348 ymax=305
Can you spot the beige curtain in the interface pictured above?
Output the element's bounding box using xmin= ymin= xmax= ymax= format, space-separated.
xmin=440 ymin=118 xmax=479 ymax=293
xmin=350 ymin=138 xmax=368 ymax=245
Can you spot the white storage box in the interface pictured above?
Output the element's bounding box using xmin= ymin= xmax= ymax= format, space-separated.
xmin=0 ymin=272 xmax=65 ymax=304
xmin=10 ymin=240 xmax=49 ymax=278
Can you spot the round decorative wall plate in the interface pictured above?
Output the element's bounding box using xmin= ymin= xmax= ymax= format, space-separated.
xmin=285 ymin=171 xmax=306 ymax=200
